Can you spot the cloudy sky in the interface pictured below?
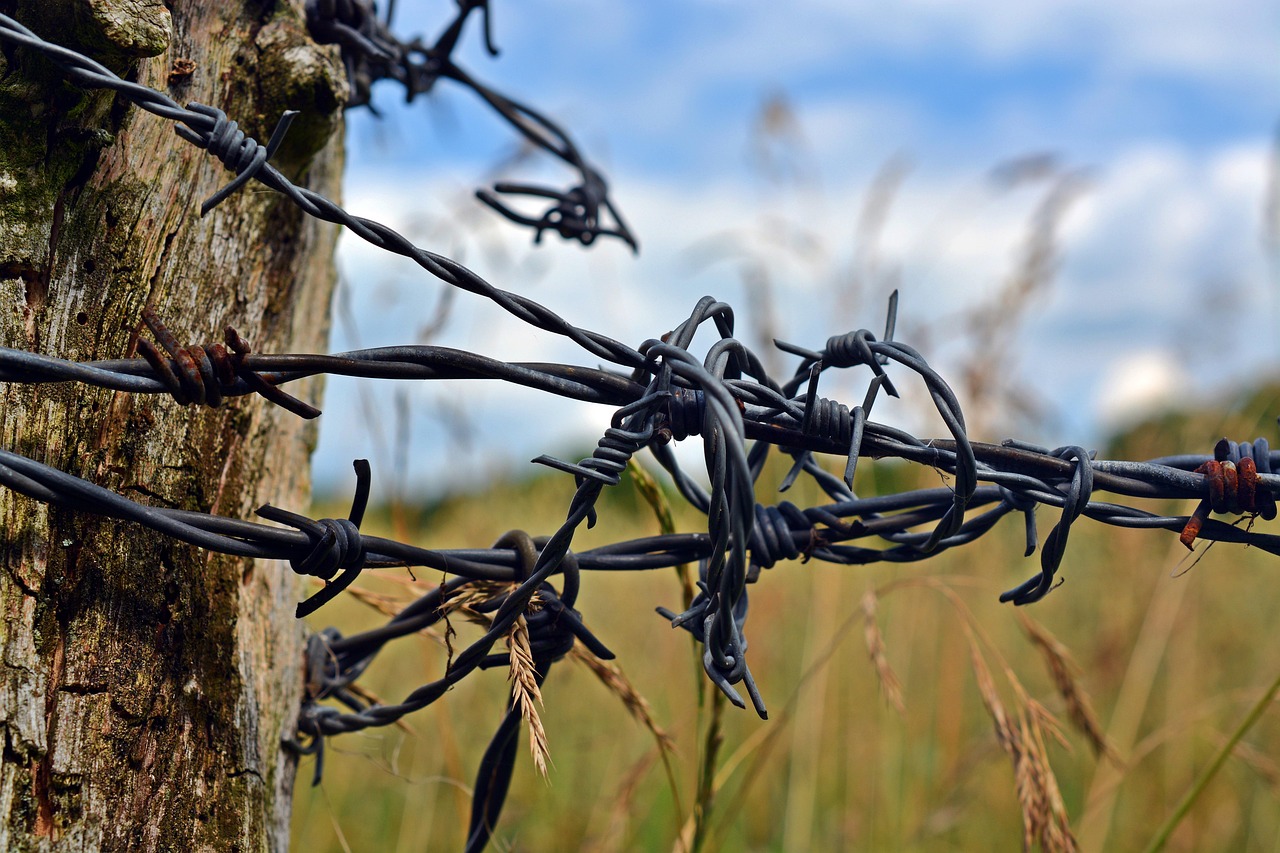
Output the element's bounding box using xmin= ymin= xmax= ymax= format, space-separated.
xmin=312 ymin=0 xmax=1279 ymax=497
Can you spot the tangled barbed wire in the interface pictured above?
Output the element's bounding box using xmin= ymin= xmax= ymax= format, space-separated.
xmin=2 ymin=10 xmax=1279 ymax=852
xmin=305 ymin=0 xmax=637 ymax=249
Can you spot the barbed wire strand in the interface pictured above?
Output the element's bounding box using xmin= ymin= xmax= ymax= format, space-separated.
xmin=303 ymin=0 xmax=637 ymax=250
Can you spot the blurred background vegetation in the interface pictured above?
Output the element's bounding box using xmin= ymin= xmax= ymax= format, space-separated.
xmin=293 ymin=52 xmax=1280 ymax=848
xmin=290 ymin=378 xmax=1280 ymax=851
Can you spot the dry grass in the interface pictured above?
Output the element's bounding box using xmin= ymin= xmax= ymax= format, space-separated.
xmin=291 ymin=423 xmax=1280 ymax=852
xmin=569 ymin=646 xmax=676 ymax=755
xmin=506 ymin=611 xmax=551 ymax=779
xmin=340 ymin=582 xmax=412 ymax=620
xmin=1019 ymin=612 xmax=1119 ymax=764
xmin=292 ymin=87 xmax=1280 ymax=850
xmin=861 ymin=587 xmax=906 ymax=714
xmin=330 ymin=572 xmax=563 ymax=780
xmin=960 ymin=614 xmax=1075 ymax=852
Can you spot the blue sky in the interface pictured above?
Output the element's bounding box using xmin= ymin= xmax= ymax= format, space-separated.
xmin=313 ymin=0 xmax=1280 ymax=497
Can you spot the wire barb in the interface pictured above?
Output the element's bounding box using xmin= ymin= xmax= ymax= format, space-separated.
xmin=137 ymin=308 xmax=321 ymax=418
xmin=258 ymin=459 xmax=372 ymax=617
xmin=1180 ymin=437 xmax=1277 ymax=549
xmin=174 ymin=105 xmax=298 ymax=215
xmin=303 ymin=0 xmax=637 ymax=249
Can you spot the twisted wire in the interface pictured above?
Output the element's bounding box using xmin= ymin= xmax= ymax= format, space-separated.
xmin=999 ymin=446 xmax=1093 ymax=605
xmin=0 ymin=13 xmax=646 ymax=372
xmin=303 ymin=0 xmax=637 ymax=249
xmin=136 ymin=308 xmax=323 ymax=418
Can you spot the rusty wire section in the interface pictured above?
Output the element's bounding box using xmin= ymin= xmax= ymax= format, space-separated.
xmin=306 ymin=0 xmax=637 ymax=249
xmin=3 ymin=12 xmax=1280 ymax=852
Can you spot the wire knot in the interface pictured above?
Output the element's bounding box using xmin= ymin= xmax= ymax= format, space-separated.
xmin=1180 ymin=437 xmax=1277 ymax=548
xmin=305 ymin=0 xmax=411 ymax=107
xmin=477 ymin=171 xmax=637 ymax=251
xmin=297 ymin=517 xmax=365 ymax=580
xmin=823 ymin=329 xmax=879 ymax=369
xmin=306 ymin=0 xmax=397 ymax=60
xmin=748 ymin=501 xmax=810 ymax=572
xmin=658 ymin=578 xmax=767 ymax=717
xmin=532 ymin=394 xmax=661 ymax=525
xmin=533 ymin=422 xmax=650 ymax=488
xmin=175 ymin=103 xmax=297 ymax=215
xmin=803 ymin=396 xmax=853 ymax=444
xmin=1000 ymin=445 xmax=1093 ymax=605
xmin=301 ymin=627 xmax=345 ymax=701
xmin=138 ymin=307 xmax=321 ymax=418
xmin=257 ymin=460 xmax=372 ymax=618
xmin=661 ymin=387 xmax=704 ymax=441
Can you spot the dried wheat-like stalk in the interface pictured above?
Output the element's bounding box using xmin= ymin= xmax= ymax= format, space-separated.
xmin=964 ymin=623 xmax=1077 ymax=853
xmin=1019 ymin=614 xmax=1119 ymax=764
xmin=441 ymin=580 xmax=512 ymax=665
xmin=860 ymin=589 xmax=906 ymax=714
xmin=343 ymin=580 xmax=506 ymax=664
xmin=883 ymin=580 xmax=1080 ymax=850
xmin=969 ymin=644 xmax=1042 ymax=850
xmin=439 ymin=580 xmax=513 ymax=618
xmin=1025 ymin=699 xmax=1077 ymax=852
xmin=573 ymin=649 xmax=686 ymax=849
xmin=570 ymin=646 xmax=676 ymax=754
xmin=1012 ymin=712 xmax=1046 ymax=852
xmin=966 ymin=624 xmax=1015 ymax=748
xmin=507 ymin=612 xmax=551 ymax=778
xmin=341 ymin=583 xmax=409 ymax=619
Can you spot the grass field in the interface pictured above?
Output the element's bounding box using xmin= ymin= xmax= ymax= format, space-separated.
xmin=290 ymin=387 xmax=1280 ymax=852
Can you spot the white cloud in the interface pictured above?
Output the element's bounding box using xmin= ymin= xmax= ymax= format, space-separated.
xmin=1093 ymin=348 xmax=1184 ymax=429
xmin=314 ymin=132 xmax=1275 ymax=495
xmin=1057 ymin=141 xmax=1270 ymax=301
xmin=307 ymin=2 xmax=1280 ymax=496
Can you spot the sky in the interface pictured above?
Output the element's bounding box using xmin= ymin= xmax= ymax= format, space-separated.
xmin=311 ymin=0 xmax=1280 ymax=498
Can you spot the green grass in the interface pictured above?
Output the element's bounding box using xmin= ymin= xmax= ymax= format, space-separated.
xmin=290 ymin=397 xmax=1280 ymax=852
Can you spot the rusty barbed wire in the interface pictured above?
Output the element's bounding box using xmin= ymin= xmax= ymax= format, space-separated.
xmin=4 ymin=298 xmax=1280 ymax=851
xmin=304 ymin=0 xmax=638 ymax=250
xmin=3 ymin=13 xmax=1280 ymax=852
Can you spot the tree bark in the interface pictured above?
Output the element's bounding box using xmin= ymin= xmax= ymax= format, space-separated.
xmin=0 ymin=1 xmax=345 ymax=849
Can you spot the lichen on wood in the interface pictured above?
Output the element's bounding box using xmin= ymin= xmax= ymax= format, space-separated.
xmin=0 ymin=1 xmax=346 ymax=849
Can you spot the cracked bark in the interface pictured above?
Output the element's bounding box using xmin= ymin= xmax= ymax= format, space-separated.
xmin=0 ymin=1 xmax=346 ymax=849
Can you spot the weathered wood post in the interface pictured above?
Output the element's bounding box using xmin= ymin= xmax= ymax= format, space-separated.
xmin=0 ymin=1 xmax=345 ymax=847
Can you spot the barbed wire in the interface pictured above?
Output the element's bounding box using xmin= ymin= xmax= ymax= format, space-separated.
xmin=4 ymin=299 xmax=1280 ymax=849
xmin=2 ymin=12 xmax=1279 ymax=851
xmin=304 ymin=0 xmax=637 ymax=250
xmin=0 ymin=12 xmax=647 ymax=369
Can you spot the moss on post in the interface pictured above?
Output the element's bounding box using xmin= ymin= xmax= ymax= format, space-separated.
xmin=0 ymin=1 xmax=346 ymax=849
